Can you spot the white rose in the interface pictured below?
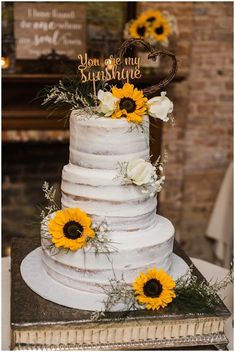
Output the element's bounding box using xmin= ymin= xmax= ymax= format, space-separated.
xmin=147 ymin=92 xmax=173 ymax=122
xmin=127 ymin=159 xmax=155 ymax=186
xmin=97 ymin=90 xmax=118 ymax=117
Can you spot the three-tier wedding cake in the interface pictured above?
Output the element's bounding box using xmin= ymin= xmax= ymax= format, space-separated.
xmin=40 ymin=111 xmax=175 ymax=310
xmin=21 ymin=41 xmax=188 ymax=312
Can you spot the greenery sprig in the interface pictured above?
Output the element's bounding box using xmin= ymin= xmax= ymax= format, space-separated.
xmin=87 ymin=219 xmax=118 ymax=255
xmin=42 ymin=79 xmax=92 ymax=109
xmin=39 ymin=77 xmax=106 ymax=118
xmin=152 ymin=150 xmax=168 ymax=176
xmin=91 ymin=265 xmax=233 ymax=320
xmin=173 ymin=266 xmax=233 ymax=314
xmin=126 ymin=119 xmax=149 ymax=137
xmin=91 ymin=273 xmax=139 ymax=321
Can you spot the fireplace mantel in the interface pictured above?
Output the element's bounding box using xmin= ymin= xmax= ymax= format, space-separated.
xmin=2 ymin=74 xmax=68 ymax=131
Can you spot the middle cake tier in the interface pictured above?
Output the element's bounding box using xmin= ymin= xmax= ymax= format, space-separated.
xmin=61 ymin=163 xmax=157 ymax=231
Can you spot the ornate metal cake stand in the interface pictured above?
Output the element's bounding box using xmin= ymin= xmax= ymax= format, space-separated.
xmin=11 ymin=237 xmax=230 ymax=350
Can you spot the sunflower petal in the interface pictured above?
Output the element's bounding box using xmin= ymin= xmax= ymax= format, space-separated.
xmin=112 ymin=86 xmax=124 ymax=99
xmin=123 ymin=83 xmax=134 ymax=97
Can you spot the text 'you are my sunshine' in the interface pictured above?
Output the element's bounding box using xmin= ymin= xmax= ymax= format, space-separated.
xmin=78 ymin=54 xmax=142 ymax=84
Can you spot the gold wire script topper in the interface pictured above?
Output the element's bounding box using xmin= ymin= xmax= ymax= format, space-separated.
xmin=77 ymin=53 xmax=142 ymax=95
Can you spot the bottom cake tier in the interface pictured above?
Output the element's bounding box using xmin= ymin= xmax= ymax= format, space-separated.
xmin=40 ymin=214 xmax=174 ymax=310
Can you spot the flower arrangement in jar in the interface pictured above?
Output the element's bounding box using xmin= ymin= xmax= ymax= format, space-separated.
xmin=124 ymin=9 xmax=178 ymax=47
xmin=124 ymin=10 xmax=178 ymax=67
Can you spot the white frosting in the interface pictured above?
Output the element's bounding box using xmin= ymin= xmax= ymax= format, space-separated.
xmin=41 ymin=214 xmax=174 ymax=293
xmin=38 ymin=111 xmax=176 ymax=309
xmin=70 ymin=110 xmax=149 ymax=154
xmin=61 ymin=191 xmax=156 ymax=218
xmin=70 ymin=148 xmax=149 ymax=170
xmin=69 ymin=111 xmax=149 ymax=169
xmin=61 ymin=162 xmax=157 ymax=230
xmin=62 ymin=180 xmax=146 ymax=202
xmin=21 ymin=249 xmax=189 ymax=312
xmin=63 ymin=163 xmax=120 ymax=186
xmin=66 ymin=114 xmax=153 ymax=226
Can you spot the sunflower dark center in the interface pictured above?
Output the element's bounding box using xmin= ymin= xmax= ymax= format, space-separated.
xmin=143 ymin=279 xmax=163 ymax=298
xmin=147 ymin=16 xmax=156 ymax=23
xmin=137 ymin=25 xmax=146 ymax=37
xmin=155 ymin=25 xmax=164 ymax=35
xmin=119 ymin=98 xmax=136 ymax=113
xmin=63 ymin=221 xmax=83 ymax=240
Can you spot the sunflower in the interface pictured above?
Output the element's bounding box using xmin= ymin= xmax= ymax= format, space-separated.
xmin=48 ymin=208 xmax=95 ymax=251
xmin=112 ymin=83 xmax=147 ymax=124
xmin=133 ymin=267 xmax=176 ymax=310
xmin=149 ymin=18 xmax=171 ymax=43
xmin=129 ymin=17 xmax=149 ymax=39
xmin=139 ymin=10 xmax=164 ymax=25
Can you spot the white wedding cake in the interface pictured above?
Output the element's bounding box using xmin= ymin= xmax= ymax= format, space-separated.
xmin=21 ymin=48 xmax=189 ymax=311
xmin=40 ymin=110 xmax=175 ymax=310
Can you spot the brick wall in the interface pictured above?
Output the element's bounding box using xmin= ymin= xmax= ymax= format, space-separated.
xmin=182 ymin=2 xmax=233 ymax=259
xmin=138 ymin=2 xmax=233 ymax=261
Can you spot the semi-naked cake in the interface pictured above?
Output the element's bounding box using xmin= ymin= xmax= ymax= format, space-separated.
xmin=41 ymin=110 xmax=175 ymax=310
xmin=20 ymin=39 xmax=186 ymax=311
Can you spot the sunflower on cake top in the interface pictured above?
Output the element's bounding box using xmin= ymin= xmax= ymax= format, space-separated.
xmin=97 ymin=83 xmax=173 ymax=124
xmin=43 ymin=80 xmax=174 ymax=125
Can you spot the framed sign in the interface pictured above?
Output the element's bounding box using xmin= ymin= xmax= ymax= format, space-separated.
xmin=14 ymin=2 xmax=86 ymax=59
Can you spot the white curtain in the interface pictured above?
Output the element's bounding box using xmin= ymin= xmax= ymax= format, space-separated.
xmin=206 ymin=162 xmax=233 ymax=268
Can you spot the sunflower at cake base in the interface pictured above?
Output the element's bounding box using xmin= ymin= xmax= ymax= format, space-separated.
xmin=48 ymin=208 xmax=95 ymax=251
xmin=90 ymin=266 xmax=177 ymax=320
xmin=91 ymin=264 xmax=232 ymax=321
xmin=133 ymin=267 xmax=176 ymax=310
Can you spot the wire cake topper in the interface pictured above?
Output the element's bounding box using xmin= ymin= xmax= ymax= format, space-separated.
xmin=117 ymin=38 xmax=177 ymax=96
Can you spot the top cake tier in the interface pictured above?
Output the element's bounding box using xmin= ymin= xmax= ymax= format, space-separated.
xmin=69 ymin=110 xmax=150 ymax=170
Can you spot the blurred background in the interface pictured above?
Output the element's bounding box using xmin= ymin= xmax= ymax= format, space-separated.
xmin=2 ymin=2 xmax=233 ymax=267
